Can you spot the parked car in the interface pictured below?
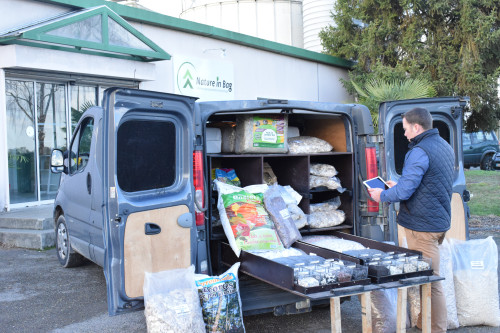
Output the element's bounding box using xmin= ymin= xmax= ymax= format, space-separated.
xmin=462 ymin=130 xmax=500 ymax=170
xmin=50 ymin=89 xmax=470 ymax=316
xmin=493 ymin=152 xmax=500 ymax=171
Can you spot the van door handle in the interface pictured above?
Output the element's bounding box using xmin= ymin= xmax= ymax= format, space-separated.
xmin=86 ymin=173 xmax=92 ymax=194
xmin=145 ymin=223 xmax=161 ymax=235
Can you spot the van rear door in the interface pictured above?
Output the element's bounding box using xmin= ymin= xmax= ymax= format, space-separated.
xmin=101 ymin=88 xmax=198 ymax=315
xmin=377 ymin=97 xmax=469 ymax=244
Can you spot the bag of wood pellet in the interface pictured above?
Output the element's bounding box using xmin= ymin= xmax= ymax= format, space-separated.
xmin=143 ymin=266 xmax=205 ymax=333
xmin=450 ymin=237 xmax=500 ymax=327
xmin=195 ymin=263 xmax=245 ymax=333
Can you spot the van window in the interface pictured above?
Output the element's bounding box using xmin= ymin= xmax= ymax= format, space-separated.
xmin=393 ymin=120 xmax=451 ymax=175
xmin=463 ymin=133 xmax=471 ymax=146
xmin=484 ymin=131 xmax=494 ymax=141
xmin=69 ymin=117 xmax=94 ymax=174
xmin=117 ymin=120 xmax=176 ymax=192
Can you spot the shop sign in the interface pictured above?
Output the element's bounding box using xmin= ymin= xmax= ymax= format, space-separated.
xmin=173 ymin=56 xmax=234 ymax=100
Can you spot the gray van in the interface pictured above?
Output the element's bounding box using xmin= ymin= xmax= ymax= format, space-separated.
xmin=50 ymin=88 xmax=470 ymax=315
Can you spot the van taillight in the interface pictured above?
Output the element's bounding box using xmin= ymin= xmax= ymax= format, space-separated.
xmin=365 ymin=147 xmax=379 ymax=213
xmin=193 ymin=151 xmax=205 ymax=226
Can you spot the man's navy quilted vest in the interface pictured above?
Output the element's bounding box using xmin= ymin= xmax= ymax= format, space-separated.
xmin=397 ymin=128 xmax=454 ymax=232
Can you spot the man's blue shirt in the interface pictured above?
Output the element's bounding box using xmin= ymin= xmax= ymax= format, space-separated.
xmin=380 ymin=147 xmax=429 ymax=203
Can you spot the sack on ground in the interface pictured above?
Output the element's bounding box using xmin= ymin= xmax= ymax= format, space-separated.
xmin=215 ymin=181 xmax=283 ymax=257
xmin=450 ymin=237 xmax=500 ymax=327
xmin=143 ymin=265 xmax=205 ymax=333
xmin=439 ymin=238 xmax=459 ymax=329
xmin=195 ymin=263 xmax=245 ymax=333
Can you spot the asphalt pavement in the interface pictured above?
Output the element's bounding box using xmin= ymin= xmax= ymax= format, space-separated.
xmin=1 ymin=233 xmax=499 ymax=332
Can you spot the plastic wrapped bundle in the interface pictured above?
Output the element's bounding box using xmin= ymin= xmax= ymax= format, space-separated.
xmin=450 ymin=237 xmax=500 ymax=327
xmin=310 ymin=163 xmax=338 ymax=177
xmin=264 ymin=185 xmax=302 ymax=248
xmin=309 ymin=175 xmax=342 ymax=190
xmin=143 ymin=266 xmax=205 ymax=333
xmin=235 ymin=115 xmax=288 ymax=153
xmin=308 ymin=210 xmax=345 ymax=228
xmin=288 ymin=136 xmax=333 ymax=154
xmin=301 ymin=235 xmax=365 ymax=253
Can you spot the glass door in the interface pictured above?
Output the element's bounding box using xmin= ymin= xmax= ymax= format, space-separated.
xmin=36 ymin=82 xmax=67 ymax=200
xmin=6 ymin=80 xmax=37 ymax=204
xmin=6 ymin=79 xmax=68 ymax=204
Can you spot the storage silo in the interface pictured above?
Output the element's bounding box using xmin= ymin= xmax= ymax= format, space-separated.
xmin=180 ymin=0 xmax=304 ymax=48
xmin=302 ymin=0 xmax=335 ymax=52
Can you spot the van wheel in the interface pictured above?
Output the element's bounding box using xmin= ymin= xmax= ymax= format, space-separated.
xmin=480 ymin=154 xmax=494 ymax=170
xmin=56 ymin=215 xmax=83 ymax=268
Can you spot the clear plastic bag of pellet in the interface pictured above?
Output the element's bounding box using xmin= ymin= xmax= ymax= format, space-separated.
xmin=310 ymin=163 xmax=338 ymax=177
xmin=143 ymin=265 xmax=205 ymax=333
xmin=288 ymin=136 xmax=333 ymax=154
xmin=309 ymin=197 xmax=341 ymax=213
xmin=307 ymin=210 xmax=345 ymax=228
xmin=309 ymin=175 xmax=345 ymax=191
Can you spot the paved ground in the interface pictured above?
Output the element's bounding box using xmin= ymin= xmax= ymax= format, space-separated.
xmin=0 ymin=229 xmax=499 ymax=332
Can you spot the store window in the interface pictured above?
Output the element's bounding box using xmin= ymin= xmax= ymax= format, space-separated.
xmin=5 ymin=74 xmax=137 ymax=205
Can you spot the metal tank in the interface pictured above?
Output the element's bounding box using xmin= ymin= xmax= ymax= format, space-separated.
xmin=180 ymin=0 xmax=304 ymax=48
xmin=302 ymin=0 xmax=335 ymax=52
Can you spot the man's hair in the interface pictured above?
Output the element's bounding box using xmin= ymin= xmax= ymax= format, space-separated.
xmin=402 ymin=107 xmax=433 ymax=130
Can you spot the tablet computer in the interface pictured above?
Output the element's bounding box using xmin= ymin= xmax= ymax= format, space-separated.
xmin=363 ymin=176 xmax=389 ymax=190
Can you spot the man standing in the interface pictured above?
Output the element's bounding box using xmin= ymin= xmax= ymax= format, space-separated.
xmin=368 ymin=107 xmax=453 ymax=333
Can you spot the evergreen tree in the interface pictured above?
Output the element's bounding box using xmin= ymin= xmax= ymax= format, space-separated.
xmin=320 ymin=0 xmax=500 ymax=131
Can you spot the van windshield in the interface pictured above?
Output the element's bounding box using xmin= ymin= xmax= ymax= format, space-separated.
xmin=117 ymin=119 xmax=176 ymax=192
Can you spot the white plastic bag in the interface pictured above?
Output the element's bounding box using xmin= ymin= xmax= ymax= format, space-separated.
xmin=195 ymin=263 xmax=245 ymax=333
xmin=370 ymin=289 xmax=398 ymax=333
xmin=310 ymin=163 xmax=338 ymax=177
xmin=439 ymin=238 xmax=459 ymax=329
xmin=301 ymin=235 xmax=365 ymax=253
xmin=143 ymin=266 xmax=205 ymax=333
xmin=288 ymin=136 xmax=333 ymax=154
xmin=450 ymin=237 xmax=500 ymax=327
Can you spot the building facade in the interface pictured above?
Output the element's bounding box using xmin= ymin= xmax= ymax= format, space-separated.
xmin=0 ymin=0 xmax=352 ymax=211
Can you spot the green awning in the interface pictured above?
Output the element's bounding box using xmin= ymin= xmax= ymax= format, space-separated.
xmin=0 ymin=5 xmax=170 ymax=62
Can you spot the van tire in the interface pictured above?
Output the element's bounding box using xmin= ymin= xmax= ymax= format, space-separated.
xmin=480 ymin=154 xmax=494 ymax=170
xmin=56 ymin=215 xmax=84 ymax=268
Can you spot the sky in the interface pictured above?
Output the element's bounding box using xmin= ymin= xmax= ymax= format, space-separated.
xmin=137 ymin=0 xmax=183 ymax=17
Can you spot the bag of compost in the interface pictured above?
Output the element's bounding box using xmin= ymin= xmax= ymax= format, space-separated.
xmin=195 ymin=263 xmax=245 ymax=333
xmin=215 ymin=181 xmax=283 ymax=257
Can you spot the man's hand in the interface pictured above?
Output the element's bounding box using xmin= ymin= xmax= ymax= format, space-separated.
xmin=386 ymin=180 xmax=397 ymax=188
xmin=368 ymin=188 xmax=383 ymax=202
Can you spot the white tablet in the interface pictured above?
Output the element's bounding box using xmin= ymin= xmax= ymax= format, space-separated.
xmin=363 ymin=176 xmax=389 ymax=190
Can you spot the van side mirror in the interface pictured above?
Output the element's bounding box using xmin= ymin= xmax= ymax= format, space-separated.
xmin=51 ymin=149 xmax=66 ymax=174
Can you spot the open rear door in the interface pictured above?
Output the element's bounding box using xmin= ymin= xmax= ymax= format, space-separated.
xmin=378 ymin=97 xmax=469 ymax=245
xmin=101 ymin=88 xmax=198 ymax=315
